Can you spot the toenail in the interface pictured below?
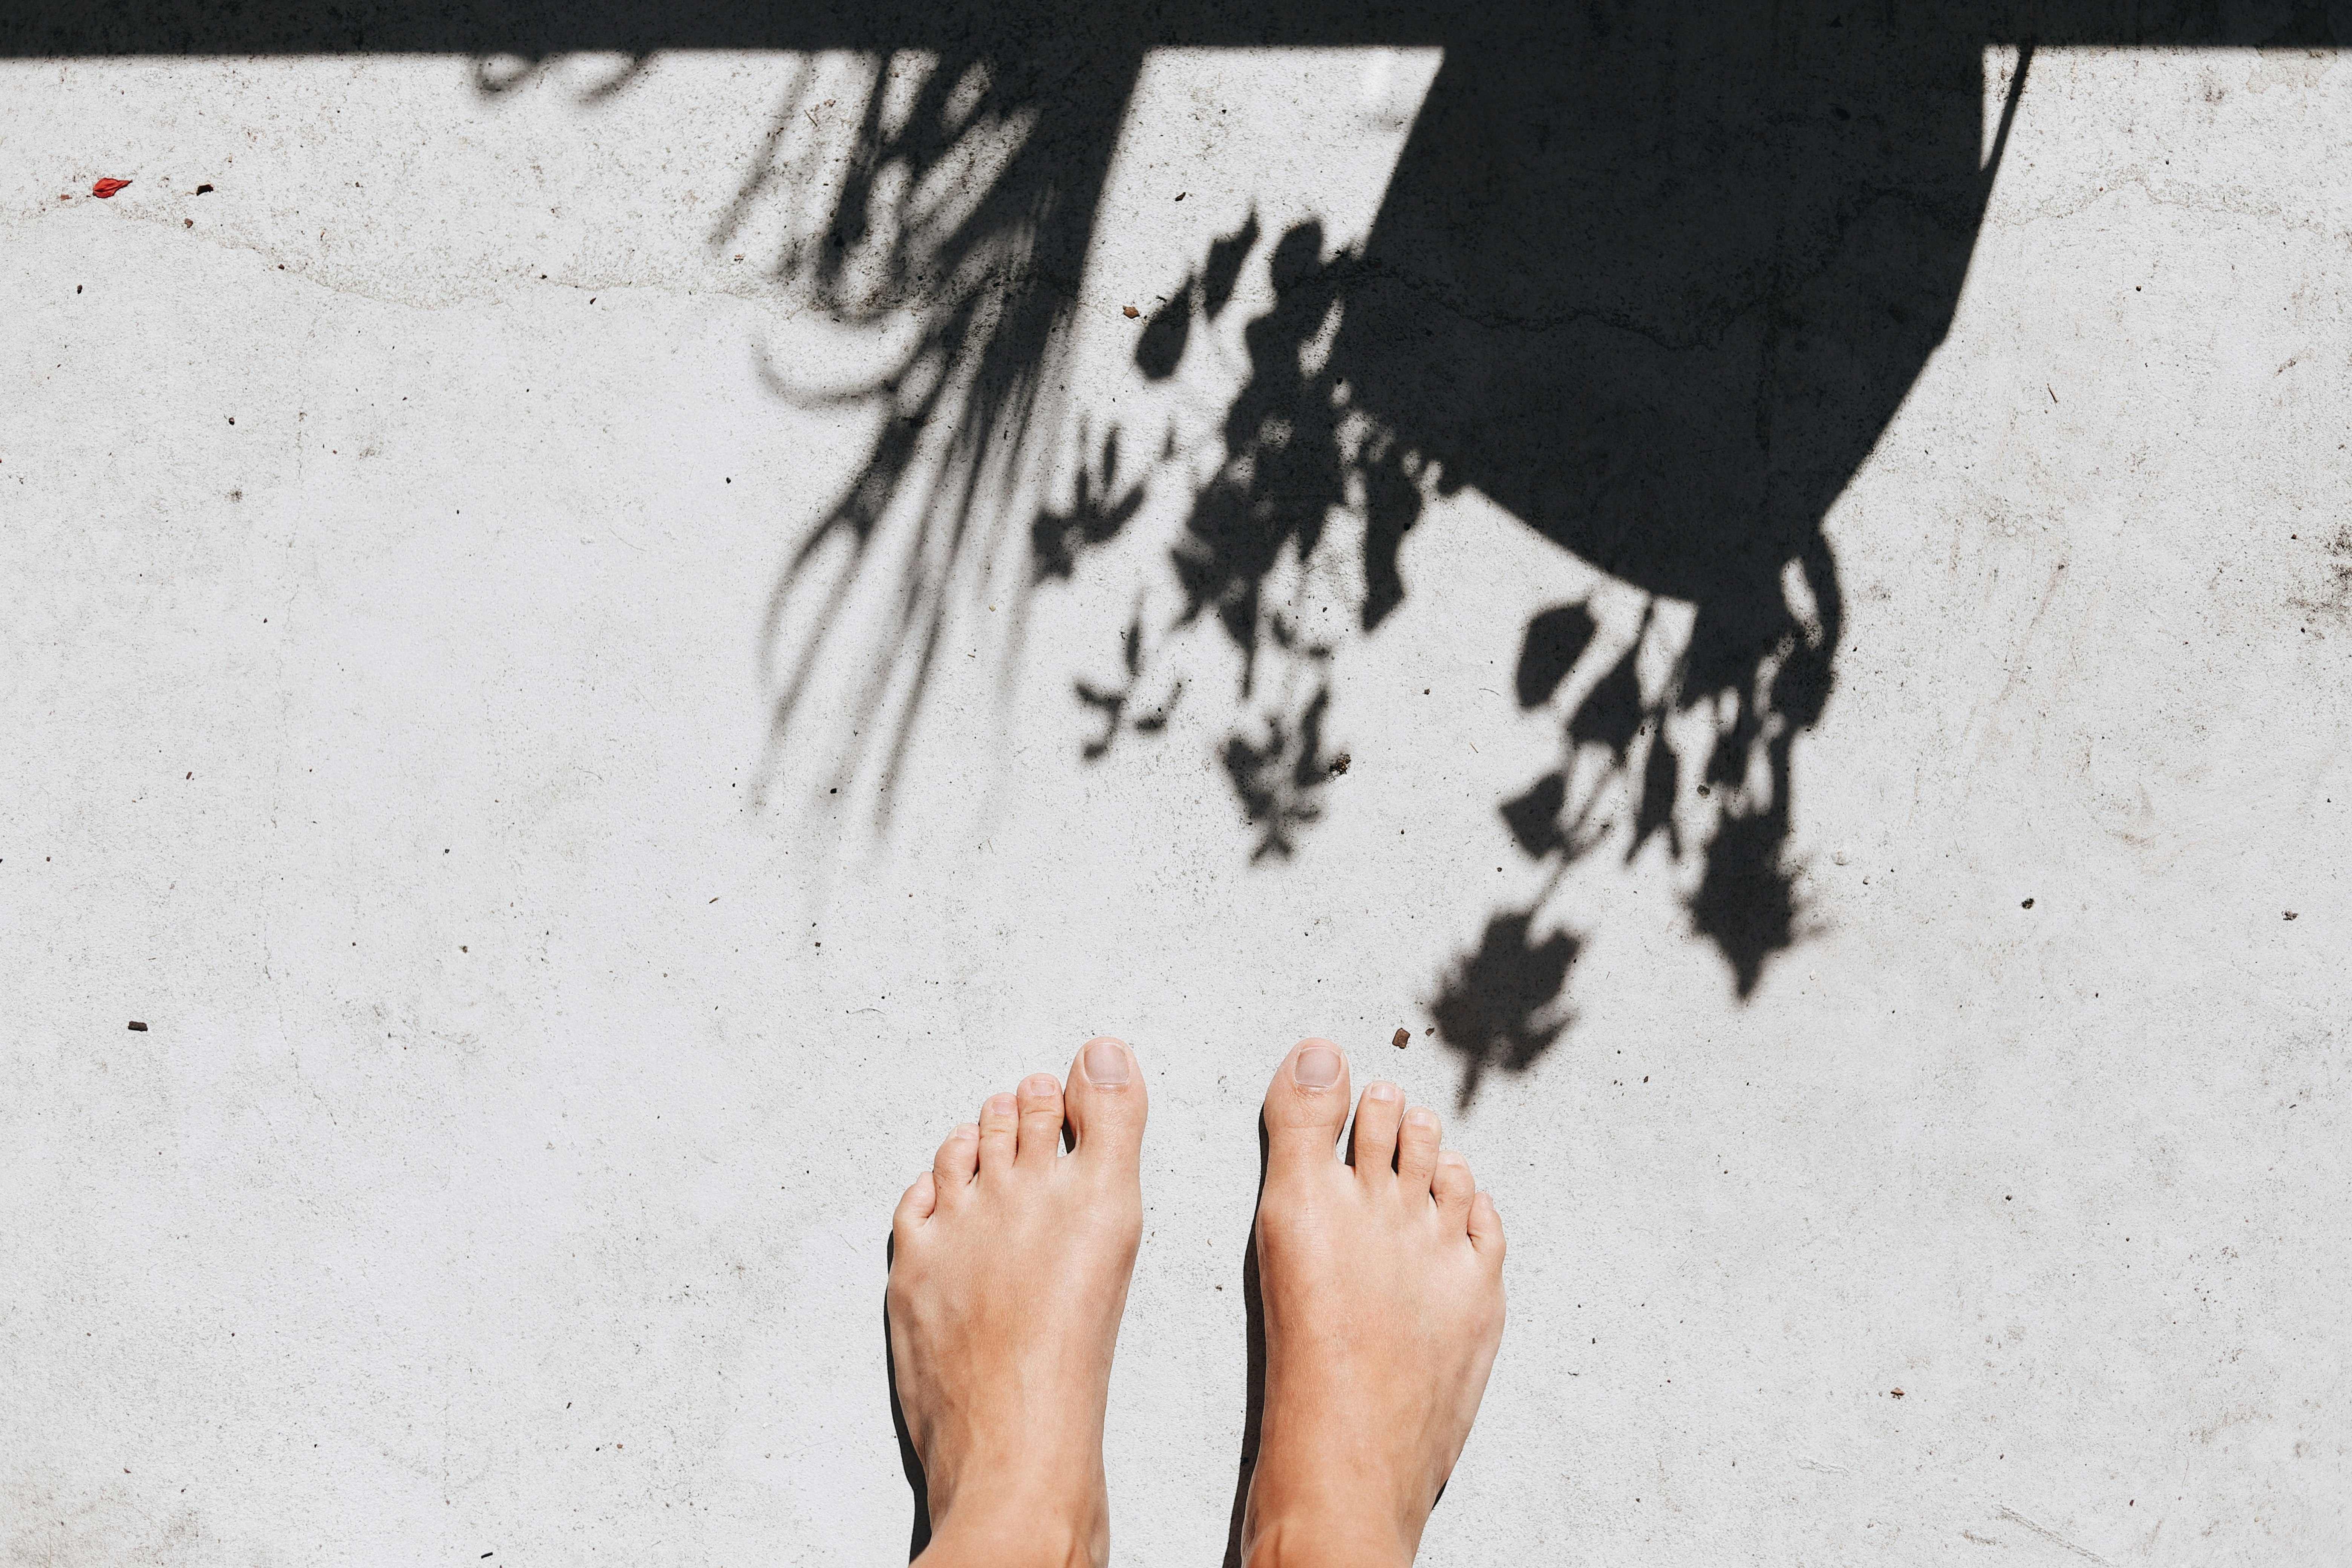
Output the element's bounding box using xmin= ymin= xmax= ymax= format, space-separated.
xmin=1439 ymin=1150 xmax=1467 ymax=1166
xmin=1406 ymin=1109 xmax=1438 ymax=1129
xmin=1021 ymin=1074 xmax=1059 ymax=1097
xmin=986 ymin=1094 xmax=1017 ymax=1117
xmin=1294 ymin=1046 xmax=1343 ymax=1089
xmin=954 ymin=1124 xmax=979 ymax=1140
xmin=1083 ymin=1038 xmax=1131 ymax=1087
xmin=1365 ymin=1081 xmax=1401 ymax=1102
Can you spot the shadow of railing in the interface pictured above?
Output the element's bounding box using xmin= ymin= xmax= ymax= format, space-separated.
xmin=28 ymin=0 xmax=2329 ymax=1110
xmin=425 ymin=2 xmax=2338 ymax=1108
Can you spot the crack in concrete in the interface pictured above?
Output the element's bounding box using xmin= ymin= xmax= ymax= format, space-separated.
xmin=1995 ymin=1504 xmax=2109 ymax=1563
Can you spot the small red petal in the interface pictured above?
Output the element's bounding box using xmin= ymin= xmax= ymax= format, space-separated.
xmin=92 ymin=178 xmax=130 ymax=198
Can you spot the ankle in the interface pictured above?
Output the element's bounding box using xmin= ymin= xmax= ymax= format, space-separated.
xmin=1241 ymin=1508 xmax=1416 ymax=1568
xmin=918 ymin=1489 xmax=1109 ymax=1568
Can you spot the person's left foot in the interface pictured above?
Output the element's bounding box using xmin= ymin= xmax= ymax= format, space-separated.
xmin=887 ymin=1037 xmax=1148 ymax=1568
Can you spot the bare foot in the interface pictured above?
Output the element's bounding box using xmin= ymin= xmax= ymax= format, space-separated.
xmin=1242 ymin=1038 xmax=1507 ymax=1568
xmin=887 ymin=1037 xmax=1148 ymax=1568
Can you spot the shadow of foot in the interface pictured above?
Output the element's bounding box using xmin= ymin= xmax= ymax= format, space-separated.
xmin=883 ymin=1236 xmax=934 ymax=1562
xmin=1219 ymin=1118 xmax=1271 ymax=1568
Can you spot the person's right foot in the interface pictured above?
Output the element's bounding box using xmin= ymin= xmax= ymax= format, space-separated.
xmin=1241 ymin=1038 xmax=1507 ymax=1568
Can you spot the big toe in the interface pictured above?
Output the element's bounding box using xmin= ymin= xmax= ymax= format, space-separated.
xmin=1262 ymin=1037 xmax=1352 ymax=1170
xmin=1064 ymin=1035 xmax=1147 ymax=1175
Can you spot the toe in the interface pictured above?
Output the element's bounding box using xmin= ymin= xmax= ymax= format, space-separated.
xmin=893 ymin=1171 xmax=937 ymax=1235
xmin=1015 ymin=1073 xmax=1066 ymax=1171
xmin=1064 ymin=1036 xmax=1146 ymax=1174
xmin=1263 ymin=1038 xmax=1352 ymax=1171
xmin=977 ymin=1091 xmax=1019 ymax=1176
xmin=1351 ymin=1081 xmax=1404 ymax=1181
xmin=1433 ymin=1150 xmax=1475 ymax=1225
xmin=933 ymin=1122 xmax=980 ymax=1190
xmin=1469 ymin=1190 xmax=1507 ymax=1260
xmin=1396 ymin=1106 xmax=1442 ymax=1193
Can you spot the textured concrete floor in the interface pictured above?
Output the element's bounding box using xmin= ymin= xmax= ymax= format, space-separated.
xmin=5 ymin=44 xmax=2349 ymax=1566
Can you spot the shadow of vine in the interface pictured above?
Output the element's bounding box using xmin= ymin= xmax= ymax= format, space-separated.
xmin=750 ymin=6 xmax=2035 ymax=1105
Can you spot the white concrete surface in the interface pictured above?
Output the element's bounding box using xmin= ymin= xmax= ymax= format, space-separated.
xmin=5 ymin=44 xmax=2349 ymax=1566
